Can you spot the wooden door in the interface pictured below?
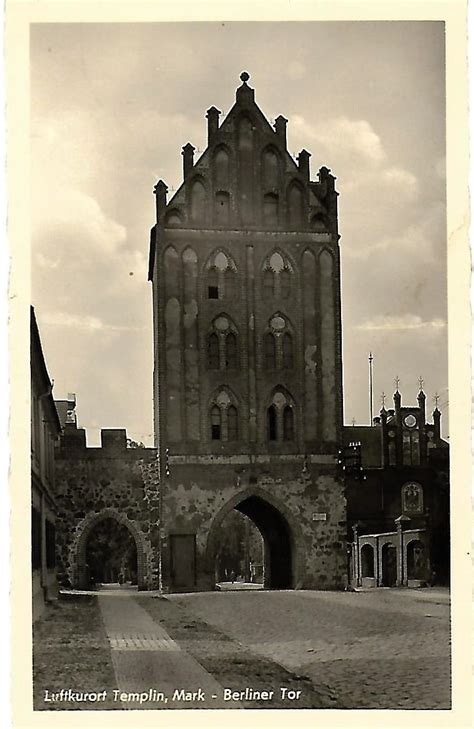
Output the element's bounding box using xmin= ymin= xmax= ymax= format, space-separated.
xmin=170 ymin=534 xmax=196 ymax=589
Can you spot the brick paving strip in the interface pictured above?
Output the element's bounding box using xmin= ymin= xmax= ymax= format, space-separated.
xmin=98 ymin=593 xmax=239 ymax=709
xmin=137 ymin=594 xmax=341 ymax=709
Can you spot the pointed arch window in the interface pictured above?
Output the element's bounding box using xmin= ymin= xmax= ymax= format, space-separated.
xmin=227 ymin=406 xmax=238 ymax=441
xmin=263 ymin=193 xmax=279 ymax=226
xmin=266 ymin=389 xmax=297 ymax=442
xmin=209 ymin=389 xmax=239 ymax=443
xmin=225 ymin=332 xmax=238 ymax=369
xmin=211 ymin=406 xmax=221 ymax=440
xmin=403 ymin=428 xmax=420 ymax=465
xmin=267 ymin=405 xmax=277 ymax=441
xmin=191 ymin=179 xmax=207 ymax=223
xmin=264 ymin=333 xmax=276 ymax=369
xmin=265 ymin=314 xmax=294 ymax=371
xmin=208 ymin=333 xmax=219 ymax=369
xmin=238 ymin=116 xmax=253 ymax=150
xmin=288 ymin=183 xmax=305 ymax=227
xmin=282 ymin=332 xmax=293 ymax=369
xmin=280 ymin=268 xmax=291 ymax=299
xmin=262 ymin=251 xmax=294 ymax=299
xmin=263 ymin=269 xmax=274 ymax=299
xmin=225 ymin=268 xmax=237 ymax=300
xmin=388 ymin=439 xmax=396 ymax=466
xmin=214 ymin=148 xmax=230 ymax=188
xmin=207 ymin=267 xmax=219 ymax=299
xmin=283 ymin=406 xmax=294 ymax=441
xmin=215 ymin=191 xmax=230 ymax=226
xmin=263 ymin=148 xmax=280 ymax=188
xmin=206 ymin=250 xmax=238 ymax=300
xmin=207 ymin=315 xmax=239 ymax=371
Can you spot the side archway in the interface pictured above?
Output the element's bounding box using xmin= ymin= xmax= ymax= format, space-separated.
xmin=70 ymin=508 xmax=149 ymax=590
xmin=380 ymin=541 xmax=397 ymax=587
xmin=360 ymin=543 xmax=375 ymax=578
xmin=406 ymin=538 xmax=427 ymax=581
xmin=206 ymin=487 xmax=305 ymax=589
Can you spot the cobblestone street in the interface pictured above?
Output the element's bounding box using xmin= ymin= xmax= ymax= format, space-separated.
xmin=34 ymin=587 xmax=451 ymax=711
xmin=164 ymin=587 xmax=451 ymax=709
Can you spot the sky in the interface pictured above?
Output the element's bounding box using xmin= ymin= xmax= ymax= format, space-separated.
xmin=30 ymin=21 xmax=448 ymax=446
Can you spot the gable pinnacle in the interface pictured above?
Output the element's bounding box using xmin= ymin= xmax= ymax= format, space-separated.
xmin=236 ymin=71 xmax=255 ymax=103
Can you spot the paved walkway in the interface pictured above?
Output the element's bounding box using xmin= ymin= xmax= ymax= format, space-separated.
xmin=98 ymin=593 xmax=237 ymax=709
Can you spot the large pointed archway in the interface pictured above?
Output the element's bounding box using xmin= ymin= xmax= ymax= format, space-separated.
xmin=206 ymin=488 xmax=304 ymax=589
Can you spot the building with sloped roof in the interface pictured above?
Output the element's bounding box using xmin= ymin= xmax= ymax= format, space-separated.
xmin=31 ymin=306 xmax=62 ymax=619
xmin=147 ymin=72 xmax=347 ymax=591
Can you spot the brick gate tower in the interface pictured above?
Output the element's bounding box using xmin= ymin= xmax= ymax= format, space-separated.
xmin=148 ymin=73 xmax=347 ymax=591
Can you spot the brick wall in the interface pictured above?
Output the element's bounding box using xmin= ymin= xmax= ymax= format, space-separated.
xmin=55 ymin=430 xmax=159 ymax=590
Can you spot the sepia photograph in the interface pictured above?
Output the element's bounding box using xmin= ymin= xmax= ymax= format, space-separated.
xmin=7 ymin=7 xmax=470 ymax=726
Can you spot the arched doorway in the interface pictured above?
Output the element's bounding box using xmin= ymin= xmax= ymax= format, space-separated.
xmin=360 ymin=543 xmax=375 ymax=578
xmin=207 ymin=491 xmax=297 ymax=589
xmin=407 ymin=540 xmax=426 ymax=581
xmin=73 ymin=510 xmax=147 ymax=590
xmin=381 ymin=542 xmax=397 ymax=587
xmin=86 ymin=519 xmax=137 ymax=586
xmin=213 ymin=510 xmax=264 ymax=588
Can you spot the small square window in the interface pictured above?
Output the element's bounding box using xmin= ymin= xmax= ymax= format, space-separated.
xmin=208 ymin=286 xmax=219 ymax=299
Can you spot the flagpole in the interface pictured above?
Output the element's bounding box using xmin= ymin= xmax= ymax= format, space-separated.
xmin=368 ymin=352 xmax=374 ymax=426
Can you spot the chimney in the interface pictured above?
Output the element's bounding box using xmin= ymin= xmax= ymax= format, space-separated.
xmin=206 ymin=106 xmax=221 ymax=143
xmin=274 ymin=115 xmax=287 ymax=148
xmin=182 ymin=143 xmax=195 ymax=180
xmin=153 ymin=180 xmax=168 ymax=222
xmin=297 ymin=149 xmax=311 ymax=180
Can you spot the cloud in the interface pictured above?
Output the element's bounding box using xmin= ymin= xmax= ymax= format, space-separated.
xmin=290 ymin=115 xmax=387 ymax=166
xmin=355 ymin=314 xmax=446 ymax=332
xmin=41 ymin=312 xmax=144 ymax=333
xmin=29 ymin=40 xmax=447 ymax=444
xmin=34 ymin=187 xmax=127 ymax=257
xmin=380 ymin=166 xmax=418 ymax=193
xmin=343 ymin=198 xmax=445 ymax=260
xmin=287 ymin=114 xmax=425 ymax=265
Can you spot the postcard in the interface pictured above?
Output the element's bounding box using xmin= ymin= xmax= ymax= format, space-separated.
xmin=6 ymin=2 xmax=472 ymax=728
